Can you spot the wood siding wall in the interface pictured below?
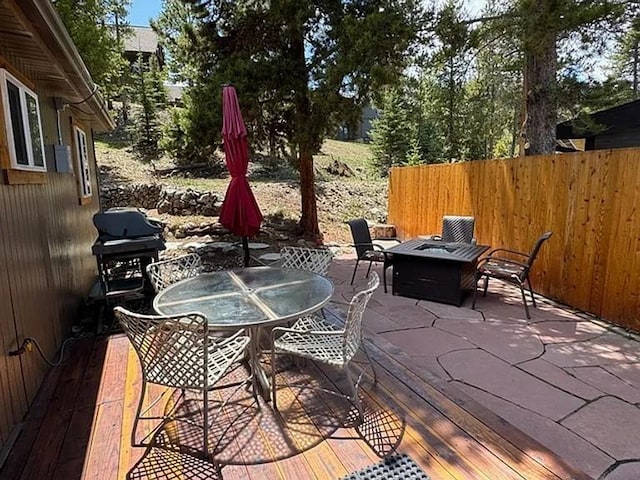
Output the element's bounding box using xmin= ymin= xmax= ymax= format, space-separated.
xmin=388 ymin=149 xmax=640 ymax=332
xmin=0 ymin=112 xmax=99 ymax=451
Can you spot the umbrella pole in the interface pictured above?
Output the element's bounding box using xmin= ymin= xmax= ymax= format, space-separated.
xmin=242 ymin=236 xmax=250 ymax=267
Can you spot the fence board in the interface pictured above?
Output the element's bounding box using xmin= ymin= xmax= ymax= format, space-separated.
xmin=388 ymin=148 xmax=640 ymax=331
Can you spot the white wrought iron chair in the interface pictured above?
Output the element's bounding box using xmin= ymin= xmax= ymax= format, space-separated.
xmin=114 ymin=307 xmax=250 ymax=453
xmin=278 ymin=246 xmax=334 ymax=276
xmin=146 ymin=253 xmax=202 ymax=293
xmin=270 ymin=272 xmax=380 ymax=419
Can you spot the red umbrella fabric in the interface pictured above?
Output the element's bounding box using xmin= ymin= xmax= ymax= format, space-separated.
xmin=219 ymin=86 xmax=263 ymax=263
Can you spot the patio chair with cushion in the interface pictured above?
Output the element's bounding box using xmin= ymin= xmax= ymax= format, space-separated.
xmin=348 ymin=218 xmax=399 ymax=293
xmin=270 ymin=272 xmax=380 ymax=419
xmin=278 ymin=246 xmax=334 ymax=276
xmin=472 ymin=232 xmax=553 ymax=319
xmin=114 ymin=307 xmax=250 ymax=453
xmin=146 ymin=253 xmax=202 ymax=293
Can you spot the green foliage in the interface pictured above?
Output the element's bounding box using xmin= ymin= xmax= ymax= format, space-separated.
xmin=53 ymin=0 xmax=130 ymax=102
xmin=370 ymin=85 xmax=441 ymax=174
xmin=157 ymin=0 xmax=423 ymax=235
xmin=152 ymin=0 xmax=201 ymax=84
xmin=131 ymin=55 xmax=167 ymax=160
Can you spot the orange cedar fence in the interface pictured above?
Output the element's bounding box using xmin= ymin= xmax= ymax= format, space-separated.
xmin=388 ymin=148 xmax=640 ymax=332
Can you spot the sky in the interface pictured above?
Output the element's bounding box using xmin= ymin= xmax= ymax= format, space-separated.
xmin=128 ymin=0 xmax=488 ymax=27
xmin=129 ymin=0 xmax=163 ymax=27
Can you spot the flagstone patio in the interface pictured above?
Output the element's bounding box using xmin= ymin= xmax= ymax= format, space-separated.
xmin=329 ymin=252 xmax=640 ymax=480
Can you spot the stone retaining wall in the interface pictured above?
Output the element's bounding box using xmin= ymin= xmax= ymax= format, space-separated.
xmin=101 ymin=184 xmax=221 ymax=216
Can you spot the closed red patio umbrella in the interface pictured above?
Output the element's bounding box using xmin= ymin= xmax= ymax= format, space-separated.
xmin=219 ymin=85 xmax=263 ymax=266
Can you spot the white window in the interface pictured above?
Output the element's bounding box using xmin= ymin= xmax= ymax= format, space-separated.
xmin=73 ymin=126 xmax=92 ymax=198
xmin=0 ymin=69 xmax=46 ymax=171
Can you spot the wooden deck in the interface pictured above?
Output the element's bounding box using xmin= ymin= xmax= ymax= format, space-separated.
xmin=0 ymin=309 xmax=591 ymax=480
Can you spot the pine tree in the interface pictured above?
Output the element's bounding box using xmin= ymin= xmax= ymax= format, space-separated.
xmin=171 ymin=0 xmax=423 ymax=239
xmin=132 ymin=54 xmax=167 ymax=160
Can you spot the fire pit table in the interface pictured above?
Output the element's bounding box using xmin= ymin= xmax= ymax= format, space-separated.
xmin=385 ymin=239 xmax=489 ymax=306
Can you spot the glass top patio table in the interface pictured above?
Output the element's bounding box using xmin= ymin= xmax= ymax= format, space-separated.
xmin=153 ymin=266 xmax=335 ymax=328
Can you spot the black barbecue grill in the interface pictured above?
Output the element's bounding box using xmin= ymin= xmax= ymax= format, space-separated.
xmin=91 ymin=209 xmax=166 ymax=301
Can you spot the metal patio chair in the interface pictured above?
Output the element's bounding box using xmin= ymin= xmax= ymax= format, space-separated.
xmin=348 ymin=218 xmax=399 ymax=293
xmin=278 ymin=246 xmax=334 ymax=276
xmin=114 ymin=307 xmax=250 ymax=453
xmin=270 ymin=272 xmax=380 ymax=419
xmin=472 ymin=232 xmax=553 ymax=319
xmin=146 ymin=253 xmax=202 ymax=293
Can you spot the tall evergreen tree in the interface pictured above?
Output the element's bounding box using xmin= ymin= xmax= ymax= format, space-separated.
xmin=132 ymin=54 xmax=167 ymax=159
xmin=370 ymin=84 xmax=441 ymax=174
xmin=53 ymin=0 xmax=130 ymax=103
xmin=177 ymin=0 xmax=423 ymax=239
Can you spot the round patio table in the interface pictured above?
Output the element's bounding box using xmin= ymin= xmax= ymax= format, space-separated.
xmin=153 ymin=266 xmax=334 ymax=399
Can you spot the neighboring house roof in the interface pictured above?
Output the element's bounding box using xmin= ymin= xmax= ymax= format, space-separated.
xmin=556 ymin=99 xmax=640 ymax=139
xmin=124 ymin=26 xmax=159 ymax=54
xmin=0 ymin=0 xmax=114 ymax=131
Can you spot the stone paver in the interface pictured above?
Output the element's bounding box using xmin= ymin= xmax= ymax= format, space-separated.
xmin=435 ymin=317 xmax=544 ymax=364
xmin=361 ymin=308 xmax=404 ymax=334
xmin=416 ymin=300 xmax=484 ymax=320
xmin=455 ymin=382 xmax=614 ymax=479
xmin=518 ymin=358 xmax=603 ymax=400
xmin=326 ymin=253 xmax=640 ymax=480
xmin=408 ymin=355 xmax=452 ymax=381
xmin=543 ymin=340 xmax=640 ymax=367
xmin=602 ymin=362 xmax=640 ymax=390
xmin=381 ymin=327 xmax=474 ymax=357
xmin=368 ymin=304 xmax=436 ymax=329
xmin=562 ymin=396 xmax=640 ymax=459
xmin=439 ymin=349 xmax=585 ymax=420
xmin=605 ymin=461 xmax=640 ymax=480
xmin=565 ymin=366 xmax=640 ymax=404
xmin=528 ymin=320 xmax=608 ymax=344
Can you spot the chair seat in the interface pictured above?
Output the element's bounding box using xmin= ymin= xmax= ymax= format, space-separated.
xmin=273 ymin=315 xmax=345 ymax=367
xmin=479 ymin=259 xmax=525 ymax=280
xmin=361 ymin=250 xmax=386 ymax=262
xmin=146 ymin=333 xmax=250 ymax=388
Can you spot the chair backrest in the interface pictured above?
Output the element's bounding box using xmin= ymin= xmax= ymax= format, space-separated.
xmin=114 ymin=307 xmax=210 ymax=390
xmin=441 ymin=215 xmax=475 ymax=243
xmin=146 ymin=253 xmax=202 ymax=293
xmin=279 ymin=246 xmax=334 ymax=276
xmin=526 ymin=231 xmax=553 ymax=269
xmin=343 ymin=272 xmax=380 ymax=362
xmin=348 ymin=219 xmax=374 ymax=259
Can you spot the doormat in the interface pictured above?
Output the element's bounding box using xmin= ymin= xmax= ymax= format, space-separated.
xmin=340 ymin=454 xmax=430 ymax=480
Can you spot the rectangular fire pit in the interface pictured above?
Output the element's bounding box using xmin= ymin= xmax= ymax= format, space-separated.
xmin=385 ymin=239 xmax=489 ymax=306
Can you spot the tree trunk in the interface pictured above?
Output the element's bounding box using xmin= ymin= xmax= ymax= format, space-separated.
xmin=299 ymin=145 xmax=321 ymax=240
xmin=523 ymin=3 xmax=557 ymax=156
xmin=290 ymin=16 xmax=321 ymax=240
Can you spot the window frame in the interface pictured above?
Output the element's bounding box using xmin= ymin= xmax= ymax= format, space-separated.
xmin=72 ymin=125 xmax=92 ymax=199
xmin=0 ymin=68 xmax=46 ymax=172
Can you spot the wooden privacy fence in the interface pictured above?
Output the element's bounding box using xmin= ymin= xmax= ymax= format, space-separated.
xmin=388 ymin=148 xmax=640 ymax=332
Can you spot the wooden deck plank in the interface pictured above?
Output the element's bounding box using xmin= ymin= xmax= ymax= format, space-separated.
xmin=118 ymin=343 xmax=146 ymax=479
xmin=313 ymin=357 xmax=518 ymax=480
xmin=305 ymin=361 xmax=459 ymax=480
xmin=14 ymin=336 xmax=99 ymax=480
xmin=82 ymin=400 xmax=124 ymax=480
xmin=368 ymin=336 xmax=588 ymax=479
xmin=0 ymin=321 xmax=594 ymax=480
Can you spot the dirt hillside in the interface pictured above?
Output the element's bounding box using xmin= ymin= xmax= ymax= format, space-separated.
xmin=95 ymin=138 xmax=389 ymax=244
